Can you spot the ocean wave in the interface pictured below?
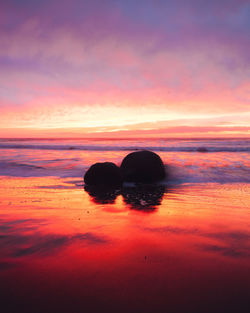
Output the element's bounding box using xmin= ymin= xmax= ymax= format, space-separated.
xmin=165 ymin=164 xmax=250 ymax=184
xmin=0 ymin=159 xmax=249 ymax=184
xmin=0 ymin=143 xmax=250 ymax=152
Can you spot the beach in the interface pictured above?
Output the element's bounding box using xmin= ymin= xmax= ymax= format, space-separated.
xmin=0 ymin=138 xmax=249 ymax=313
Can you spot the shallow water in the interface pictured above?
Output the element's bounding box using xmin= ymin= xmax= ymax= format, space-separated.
xmin=0 ymin=138 xmax=249 ymax=313
xmin=0 ymin=138 xmax=249 ymax=184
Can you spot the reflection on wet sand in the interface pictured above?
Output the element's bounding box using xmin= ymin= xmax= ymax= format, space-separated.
xmin=85 ymin=184 xmax=166 ymax=212
xmin=0 ymin=177 xmax=250 ymax=313
xmin=122 ymin=185 xmax=165 ymax=212
xmin=0 ymin=217 xmax=109 ymax=272
xmin=84 ymin=185 xmax=121 ymax=204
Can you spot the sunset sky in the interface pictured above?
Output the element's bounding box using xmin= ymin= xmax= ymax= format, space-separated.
xmin=1 ymin=0 xmax=249 ymax=137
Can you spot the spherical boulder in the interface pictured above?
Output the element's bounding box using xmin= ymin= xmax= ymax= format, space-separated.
xmin=84 ymin=162 xmax=122 ymax=187
xmin=120 ymin=150 xmax=166 ymax=183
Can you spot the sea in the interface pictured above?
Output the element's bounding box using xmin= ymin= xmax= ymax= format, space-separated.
xmin=0 ymin=137 xmax=249 ymax=183
xmin=0 ymin=137 xmax=249 ymax=313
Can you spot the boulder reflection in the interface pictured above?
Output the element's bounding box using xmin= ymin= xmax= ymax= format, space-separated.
xmin=122 ymin=185 xmax=166 ymax=212
xmin=85 ymin=184 xmax=166 ymax=212
xmin=84 ymin=185 xmax=121 ymax=204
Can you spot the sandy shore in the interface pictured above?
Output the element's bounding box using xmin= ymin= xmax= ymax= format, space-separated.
xmin=0 ymin=176 xmax=249 ymax=313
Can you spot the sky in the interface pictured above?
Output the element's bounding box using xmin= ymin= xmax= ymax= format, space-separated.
xmin=0 ymin=0 xmax=250 ymax=138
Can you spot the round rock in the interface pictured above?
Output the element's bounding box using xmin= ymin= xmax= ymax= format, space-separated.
xmin=84 ymin=162 xmax=122 ymax=187
xmin=120 ymin=150 xmax=166 ymax=183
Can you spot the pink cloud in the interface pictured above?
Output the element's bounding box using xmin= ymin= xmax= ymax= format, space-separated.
xmin=0 ymin=0 xmax=249 ymax=136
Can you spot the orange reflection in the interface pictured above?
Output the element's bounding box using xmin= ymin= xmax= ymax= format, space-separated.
xmin=0 ymin=176 xmax=249 ymax=312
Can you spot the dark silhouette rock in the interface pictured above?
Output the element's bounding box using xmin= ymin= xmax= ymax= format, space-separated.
xmin=120 ymin=150 xmax=166 ymax=183
xmin=84 ymin=162 xmax=122 ymax=187
xmin=197 ymin=147 xmax=208 ymax=152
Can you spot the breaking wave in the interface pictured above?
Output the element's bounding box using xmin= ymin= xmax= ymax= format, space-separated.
xmin=0 ymin=143 xmax=250 ymax=152
xmin=0 ymin=138 xmax=249 ymax=183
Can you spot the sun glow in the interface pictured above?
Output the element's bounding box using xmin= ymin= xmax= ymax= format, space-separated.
xmin=0 ymin=0 xmax=249 ymax=138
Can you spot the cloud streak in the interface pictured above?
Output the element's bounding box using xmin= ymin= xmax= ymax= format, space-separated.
xmin=0 ymin=0 xmax=249 ymax=136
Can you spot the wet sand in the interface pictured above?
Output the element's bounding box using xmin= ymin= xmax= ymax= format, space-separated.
xmin=0 ymin=176 xmax=249 ymax=313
